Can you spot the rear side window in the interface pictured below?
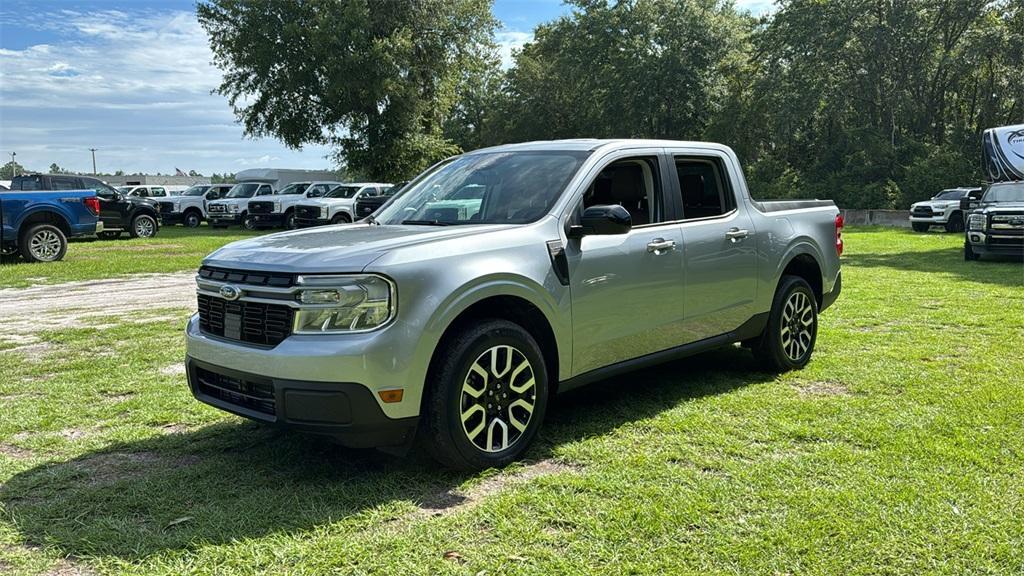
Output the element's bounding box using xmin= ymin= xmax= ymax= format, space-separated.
xmin=675 ymin=157 xmax=734 ymax=220
xmin=51 ymin=176 xmax=79 ymax=190
xmin=12 ymin=176 xmax=44 ymax=191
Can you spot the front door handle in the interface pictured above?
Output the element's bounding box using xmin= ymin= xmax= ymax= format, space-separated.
xmin=647 ymin=238 xmax=676 ymax=254
xmin=726 ymin=228 xmax=750 ymax=241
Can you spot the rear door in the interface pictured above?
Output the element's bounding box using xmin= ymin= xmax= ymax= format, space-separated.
xmin=566 ymin=149 xmax=688 ymax=375
xmin=667 ymin=150 xmax=758 ymax=340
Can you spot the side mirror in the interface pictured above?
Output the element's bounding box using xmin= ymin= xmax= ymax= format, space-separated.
xmin=959 ymin=198 xmax=972 ymax=211
xmin=568 ymin=205 xmax=632 ymax=239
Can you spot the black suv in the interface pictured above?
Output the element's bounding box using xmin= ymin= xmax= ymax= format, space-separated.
xmin=10 ymin=174 xmax=161 ymax=240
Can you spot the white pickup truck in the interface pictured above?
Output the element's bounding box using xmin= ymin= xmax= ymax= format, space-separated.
xmin=247 ymin=181 xmax=342 ymax=229
xmin=293 ymin=182 xmax=392 ymax=227
xmin=207 ymin=183 xmax=276 ymax=229
xmin=157 ymin=184 xmax=235 ymax=227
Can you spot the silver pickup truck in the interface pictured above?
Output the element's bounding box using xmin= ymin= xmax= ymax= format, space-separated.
xmin=185 ymin=139 xmax=843 ymax=470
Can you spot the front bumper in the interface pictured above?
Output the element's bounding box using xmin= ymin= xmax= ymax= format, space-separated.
xmin=966 ymin=231 xmax=1024 ymax=255
xmin=250 ymin=213 xmax=284 ymax=227
xmin=909 ymin=214 xmax=949 ymax=224
xmin=187 ymin=357 xmax=418 ymax=448
xmin=295 ymin=217 xmax=331 ymax=228
xmin=207 ymin=213 xmax=241 ymax=225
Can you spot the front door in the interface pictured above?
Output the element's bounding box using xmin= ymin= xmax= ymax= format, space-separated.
xmin=566 ymin=152 xmax=688 ymax=375
xmin=669 ymin=152 xmax=759 ymax=340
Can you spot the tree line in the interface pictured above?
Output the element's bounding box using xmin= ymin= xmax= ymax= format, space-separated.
xmin=200 ymin=0 xmax=1022 ymax=209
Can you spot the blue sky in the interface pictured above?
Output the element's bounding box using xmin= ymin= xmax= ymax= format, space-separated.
xmin=0 ymin=0 xmax=773 ymax=176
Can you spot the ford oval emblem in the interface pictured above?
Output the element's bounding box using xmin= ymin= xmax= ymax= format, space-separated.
xmin=219 ymin=284 xmax=241 ymax=301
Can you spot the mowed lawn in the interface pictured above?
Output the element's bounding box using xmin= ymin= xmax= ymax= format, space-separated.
xmin=1 ymin=227 xmax=1023 ymax=575
xmin=0 ymin=225 xmax=262 ymax=289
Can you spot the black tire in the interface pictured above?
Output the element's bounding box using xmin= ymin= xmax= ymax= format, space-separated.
xmin=98 ymin=231 xmax=120 ymax=240
xmin=422 ymin=319 xmax=549 ymax=471
xmin=752 ymin=275 xmax=818 ymax=372
xmin=964 ymin=242 xmax=980 ymax=261
xmin=129 ymin=214 xmax=158 ymax=238
xmin=241 ymin=212 xmax=257 ymax=231
xmin=945 ymin=212 xmax=964 ymax=233
xmin=284 ymin=210 xmax=296 ymax=230
xmin=911 ymin=222 xmax=930 ymax=233
xmin=183 ymin=210 xmax=202 ymax=228
xmin=19 ymin=224 xmax=67 ymax=263
xmin=331 ymin=213 xmax=352 ymax=224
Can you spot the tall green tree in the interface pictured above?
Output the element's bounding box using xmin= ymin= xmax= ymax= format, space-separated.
xmin=198 ymin=0 xmax=497 ymax=180
xmin=1 ymin=161 xmax=26 ymax=179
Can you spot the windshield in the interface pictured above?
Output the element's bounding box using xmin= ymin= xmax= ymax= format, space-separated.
xmin=983 ymin=182 xmax=1024 ymax=203
xmin=279 ymin=183 xmax=309 ymax=195
xmin=375 ymin=151 xmax=590 ymax=225
xmin=934 ymin=189 xmax=968 ymax=200
xmin=325 ymin=185 xmax=361 ymax=199
xmin=182 ymin=185 xmax=210 ymax=197
xmin=225 ymin=183 xmax=261 ymax=198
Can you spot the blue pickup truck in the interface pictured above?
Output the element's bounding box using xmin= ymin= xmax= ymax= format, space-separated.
xmin=0 ymin=189 xmax=102 ymax=262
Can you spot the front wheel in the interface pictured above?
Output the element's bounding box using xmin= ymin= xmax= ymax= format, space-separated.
xmin=19 ymin=224 xmax=67 ymax=262
xmin=184 ymin=211 xmax=202 ymax=228
xmin=129 ymin=214 xmax=157 ymax=238
xmin=911 ymin=222 xmax=930 ymax=233
xmin=241 ymin=213 xmax=257 ymax=230
xmin=331 ymin=213 xmax=352 ymax=224
xmin=964 ymin=242 xmax=980 ymax=261
xmin=422 ymin=320 xmax=549 ymax=471
xmin=752 ymin=275 xmax=818 ymax=372
xmin=284 ymin=211 xmax=296 ymax=230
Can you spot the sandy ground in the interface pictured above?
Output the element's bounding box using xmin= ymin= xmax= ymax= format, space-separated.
xmin=0 ymin=272 xmax=196 ymax=351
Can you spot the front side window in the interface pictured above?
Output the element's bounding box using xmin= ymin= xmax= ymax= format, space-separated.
xmin=579 ymin=157 xmax=663 ymax=226
xmin=279 ymin=183 xmax=310 ymax=195
xmin=375 ymin=151 xmax=590 ymax=225
xmin=676 ymin=157 xmax=733 ymax=220
xmin=82 ymin=177 xmax=118 ymax=198
xmin=325 ymin=185 xmax=360 ymax=199
xmin=150 ymin=187 xmax=166 ymax=197
xmin=934 ymin=189 xmax=967 ymax=201
xmin=183 ymin=185 xmax=210 ymax=197
xmin=257 ymin=185 xmax=273 ymax=196
xmin=225 ymin=183 xmax=260 ymax=198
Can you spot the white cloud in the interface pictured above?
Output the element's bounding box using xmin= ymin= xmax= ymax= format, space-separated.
xmin=0 ymin=8 xmax=332 ymax=175
xmin=495 ymin=30 xmax=533 ymax=69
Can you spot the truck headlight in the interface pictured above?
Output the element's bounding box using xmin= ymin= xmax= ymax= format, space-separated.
xmin=173 ymin=201 xmax=181 ymax=211
xmin=274 ymin=201 xmax=282 ymax=212
xmin=320 ymin=206 xmax=328 ymax=218
xmin=968 ymin=214 xmax=986 ymax=230
xmin=230 ymin=204 xmax=240 ymax=213
xmin=292 ymin=275 xmax=395 ymax=333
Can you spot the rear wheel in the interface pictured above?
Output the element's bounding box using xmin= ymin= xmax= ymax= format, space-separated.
xmin=183 ymin=210 xmax=202 ymax=228
xmin=129 ymin=214 xmax=157 ymax=238
xmin=945 ymin=212 xmax=964 ymax=233
xmin=19 ymin=224 xmax=67 ymax=263
xmin=422 ymin=319 xmax=549 ymax=471
xmin=753 ymin=275 xmax=818 ymax=372
xmin=911 ymin=222 xmax=930 ymax=233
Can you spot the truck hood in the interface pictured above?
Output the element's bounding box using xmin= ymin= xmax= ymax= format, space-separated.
xmin=203 ymin=223 xmax=514 ymax=273
xmin=911 ymin=199 xmax=959 ymax=209
xmin=976 ymin=201 xmax=1024 ymax=213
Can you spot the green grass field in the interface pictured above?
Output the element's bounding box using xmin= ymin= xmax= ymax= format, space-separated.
xmin=0 ymin=225 xmax=261 ymax=289
xmin=1 ymin=227 xmax=1022 ymax=575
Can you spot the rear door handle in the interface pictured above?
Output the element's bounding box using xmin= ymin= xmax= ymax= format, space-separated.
xmin=646 ymin=238 xmax=676 ymax=253
xmin=726 ymin=228 xmax=750 ymax=241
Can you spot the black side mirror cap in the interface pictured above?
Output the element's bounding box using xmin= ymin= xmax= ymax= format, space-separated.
xmin=568 ymin=204 xmax=632 ymax=239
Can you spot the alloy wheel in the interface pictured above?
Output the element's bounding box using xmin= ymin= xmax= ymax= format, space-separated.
xmin=780 ymin=291 xmax=815 ymax=361
xmin=29 ymin=230 xmax=62 ymax=261
xmin=135 ymin=217 xmax=155 ymax=237
xmin=460 ymin=345 xmax=537 ymax=453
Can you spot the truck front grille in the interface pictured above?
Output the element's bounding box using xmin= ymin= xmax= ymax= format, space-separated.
xmin=159 ymin=201 xmax=175 ymax=213
xmin=208 ymin=204 xmax=226 ymax=213
xmin=198 ymin=266 xmax=295 ymax=287
xmin=912 ymin=207 xmax=934 ymax=217
xmin=193 ymin=365 xmax=275 ymax=416
xmin=295 ymin=205 xmax=321 ymax=220
xmin=249 ymin=201 xmax=274 ymax=214
xmin=197 ymin=293 xmax=294 ymax=346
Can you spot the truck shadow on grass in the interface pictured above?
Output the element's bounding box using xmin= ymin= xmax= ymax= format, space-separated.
xmin=0 ymin=347 xmax=770 ymax=562
xmin=844 ymin=245 xmax=1024 ymax=287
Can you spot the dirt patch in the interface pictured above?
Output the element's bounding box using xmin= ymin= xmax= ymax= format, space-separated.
xmin=0 ymin=443 xmax=34 ymax=459
xmin=158 ymin=423 xmax=191 ymax=434
xmin=794 ymin=380 xmax=851 ymax=397
xmin=6 ymin=342 xmax=54 ymax=361
xmin=0 ymin=273 xmax=196 ymax=343
xmin=72 ymin=452 xmax=201 ymax=486
xmin=45 ymin=558 xmax=98 ymax=576
xmin=159 ymin=363 xmax=186 ymax=376
xmin=417 ymin=459 xmax=581 ymax=518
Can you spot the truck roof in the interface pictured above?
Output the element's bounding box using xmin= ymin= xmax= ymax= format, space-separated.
xmin=466 ymin=138 xmax=736 ymax=155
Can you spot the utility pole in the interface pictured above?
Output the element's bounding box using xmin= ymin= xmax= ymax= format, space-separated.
xmin=8 ymin=152 xmax=15 ymax=177
xmin=89 ymin=148 xmax=98 ymax=175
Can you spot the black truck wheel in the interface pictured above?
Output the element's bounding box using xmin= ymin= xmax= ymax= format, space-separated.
xmin=753 ymin=275 xmax=818 ymax=372
xmin=184 ymin=210 xmax=202 ymax=228
xmin=964 ymin=242 xmax=980 ymax=261
xmin=911 ymin=222 xmax=930 ymax=233
xmin=422 ymin=319 xmax=549 ymax=471
xmin=241 ymin=212 xmax=257 ymax=230
xmin=129 ymin=214 xmax=158 ymax=238
xmin=332 ymin=213 xmax=352 ymax=224
xmin=19 ymin=224 xmax=67 ymax=263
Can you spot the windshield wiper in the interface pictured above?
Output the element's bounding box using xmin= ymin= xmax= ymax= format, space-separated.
xmin=401 ymin=219 xmax=451 ymax=226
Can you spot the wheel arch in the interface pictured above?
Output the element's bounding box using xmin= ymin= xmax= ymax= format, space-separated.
xmin=777 ymin=250 xmax=824 ymax=307
xmin=17 ymin=208 xmax=72 ymax=238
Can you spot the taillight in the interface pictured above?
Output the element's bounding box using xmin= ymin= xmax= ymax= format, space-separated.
xmin=835 ymin=213 xmax=844 ymax=256
xmin=84 ymin=196 xmax=100 ymax=216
